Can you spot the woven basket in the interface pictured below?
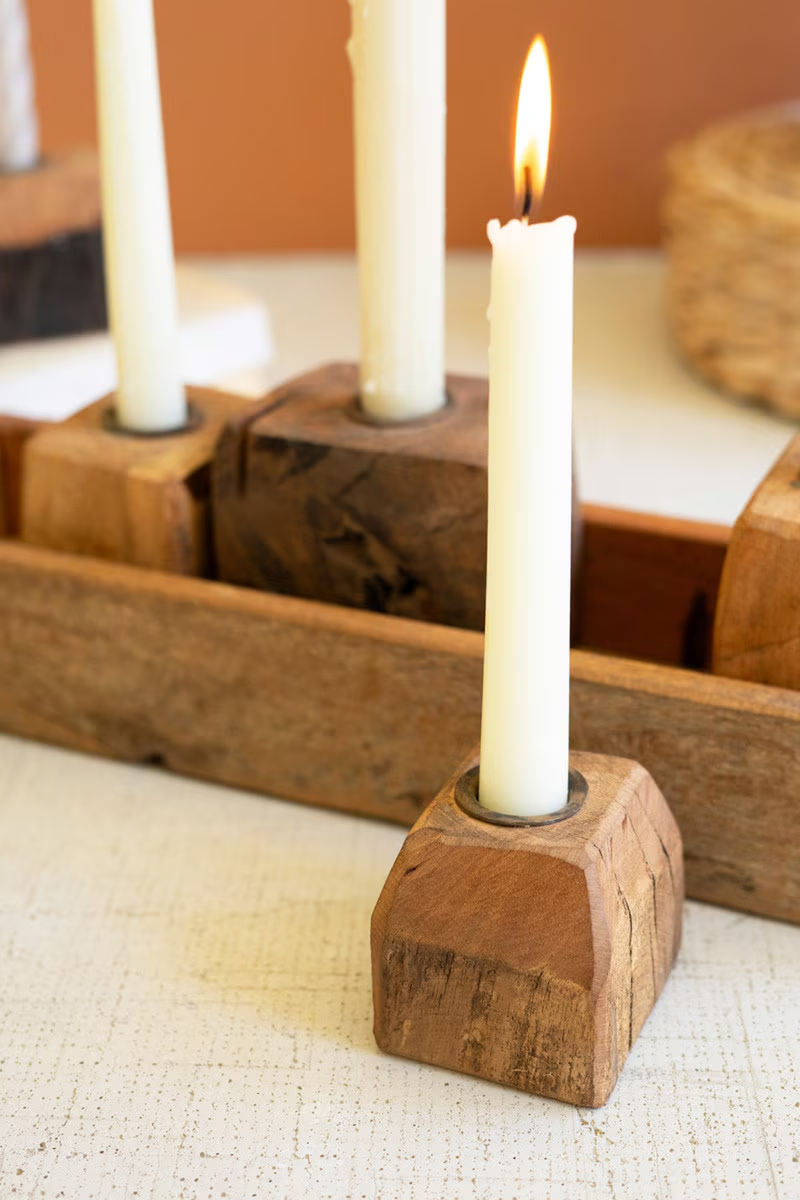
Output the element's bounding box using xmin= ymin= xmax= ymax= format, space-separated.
xmin=663 ymin=104 xmax=800 ymax=418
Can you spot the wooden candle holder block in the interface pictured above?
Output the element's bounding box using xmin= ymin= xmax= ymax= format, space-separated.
xmin=213 ymin=363 xmax=581 ymax=630
xmin=0 ymin=150 xmax=107 ymax=343
xmin=714 ymin=431 xmax=800 ymax=688
xmin=20 ymin=386 xmax=249 ymax=576
xmin=213 ymin=363 xmax=489 ymax=628
xmin=372 ymin=749 xmax=683 ymax=1107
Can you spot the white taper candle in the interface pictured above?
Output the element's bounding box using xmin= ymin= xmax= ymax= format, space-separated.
xmin=479 ymin=214 xmax=576 ymax=817
xmin=348 ymin=0 xmax=446 ymax=423
xmin=92 ymin=0 xmax=186 ymax=433
xmin=0 ymin=0 xmax=39 ymax=173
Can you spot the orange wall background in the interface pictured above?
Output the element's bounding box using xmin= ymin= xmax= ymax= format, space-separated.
xmin=27 ymin=0 xmax=800 ymax=252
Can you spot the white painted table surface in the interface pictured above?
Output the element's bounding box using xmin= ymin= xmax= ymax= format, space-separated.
xmin=2 ymin=252 xmax=800 ymax=1199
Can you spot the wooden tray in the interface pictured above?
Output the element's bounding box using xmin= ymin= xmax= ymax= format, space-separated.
xmin=2 ymin=498 xmax=796 ymax=923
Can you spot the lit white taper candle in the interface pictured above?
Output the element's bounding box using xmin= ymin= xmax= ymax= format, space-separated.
xmin=348 ymin=0 xmax=446 ymax=423
xmin=0 ymin=0 xmax=39 ymax=172
xmin=93 ymin=0 xmax=186 ymax=433
xmin=479 ymin=38 xmax=576 ymax=818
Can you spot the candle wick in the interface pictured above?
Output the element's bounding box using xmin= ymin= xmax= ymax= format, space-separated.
xmin=519 ymin=164 xmax=535 ymax=225
xmin=523 ymin=167 xmax=533 ymax=221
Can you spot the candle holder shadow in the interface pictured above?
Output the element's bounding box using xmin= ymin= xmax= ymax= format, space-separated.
xmin=212 ymin=362 xmax=582 ymax=630
xmin=0 ymin=151 xmax=107 ymax=343
xmin=371 ymin=749 xmax=683 ymax=1107
xmin=19 ymin=386 xmax=251 ymax=576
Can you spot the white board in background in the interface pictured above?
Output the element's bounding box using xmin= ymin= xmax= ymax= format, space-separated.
xmin=0 ymin=265 xmax=274 ymax=421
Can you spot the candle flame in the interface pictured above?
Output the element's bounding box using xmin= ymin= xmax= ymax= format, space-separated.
xmin=514 ymin=37 xmax=552 ymax=222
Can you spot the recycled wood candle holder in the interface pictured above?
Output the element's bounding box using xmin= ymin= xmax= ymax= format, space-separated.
xmin=0 ymin=388 xmax=799 ymax=926
xmin=371 ymin=748 xmax=683 ymax=1106
xmin=213 ymin=362 xmax=581 ymax=630
xmin=713 ymin=430 xmax=800 ymax=689
xmin=19 ymin=386 xmax=249 ymax=575
xmin=0 ymin=150 xmax=107 ymax=343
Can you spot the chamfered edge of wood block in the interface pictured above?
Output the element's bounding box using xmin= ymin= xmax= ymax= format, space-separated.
xmin=215 ymin=362 xmax=489 ymax=465
xmin=371 ymin=747 xmax=683 ymax=1107
xmin=20 ymin=385 xmax=253 ymax=576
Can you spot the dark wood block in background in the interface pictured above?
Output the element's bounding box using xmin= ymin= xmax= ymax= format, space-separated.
xmin=0 ymin=150 xmax=107 ymax=343
xmin=0 ymin=228 xmax=106 ymax=343
xmin=213 ymin=363 xmax=491 ymax=629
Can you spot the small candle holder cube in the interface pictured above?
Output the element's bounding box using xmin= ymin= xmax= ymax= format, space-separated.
xmin=372 ymin=749 xmax=683 ymax=1107
xmin=0 ymin=150 xmax=107 ymax=343
xmin=20 ymin=387 xmax=249 ymax=576
xmin=213 ymin=363 xmax=489 ymax=629
xmin=213 ymin=363 xmax=581 ymax=630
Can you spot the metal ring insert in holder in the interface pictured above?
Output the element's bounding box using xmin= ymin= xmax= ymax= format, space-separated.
xmin=347 ymin=391 xmax=453 ymax=429
xmin=101 ymin=400 xmax=204 ymax=438
xmin=455 ymin=766 xmax=588 ymax=828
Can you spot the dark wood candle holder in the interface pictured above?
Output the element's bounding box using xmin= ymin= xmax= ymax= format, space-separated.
xmin=19 ymin=386 xmax=249 ymax=575
xmin=213 ymin=363 xmax=489 ymax=628
xmin=0 ymin=150 xmax=107 ymax=343
xmin=372 ymin=748 xmax=683 ymax=1106
xmin=213 ymin=363 xmax=581 ymax=630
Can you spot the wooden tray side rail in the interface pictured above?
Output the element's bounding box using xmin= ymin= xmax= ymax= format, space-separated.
xmin=0 ymin=540 xmax=798 ymax=924
xmin=578 ymin=504 xmax=729 ymax=668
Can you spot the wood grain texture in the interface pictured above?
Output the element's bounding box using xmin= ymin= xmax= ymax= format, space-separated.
xmin=578 ymin=504 xmax=730 ymax=668
xmin=0 ymin=150 xmax=102 ymax=249
xmin=570 ymin=652 xmax=800 ymax=923
xmin=213 ymin=363 xmax=490 ymax=629
xmin=214 ymin=363 xmax=581 ymax=631
xmin=0 ymin=228 xmax=106 ymax=344
xmin=20 ymin=387 xmax=251 ymax=576
xmin=372 ymin=749 xmax=683 ymax=1107
xmin=0 ymin=416 xmax=37 ymax=536
xmin=713 ymin=432 xmax=800 ymax=688
xmin=0 ymin=542 xmax=798 ymax=921
xmin=0 ymin=541 xmax=483 ymax=826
